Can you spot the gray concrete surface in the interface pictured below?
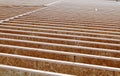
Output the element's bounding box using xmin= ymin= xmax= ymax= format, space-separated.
xmin=0 ymin=0 xmax=57 ymax=6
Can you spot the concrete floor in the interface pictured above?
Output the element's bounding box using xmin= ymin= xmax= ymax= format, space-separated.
xmin=0 ymin=0 xmax=120 ymax=75
xmin=19 ymin=0 xmax=120 ymax=26
xmin=0 ymin=0 xmax=57 ymax=6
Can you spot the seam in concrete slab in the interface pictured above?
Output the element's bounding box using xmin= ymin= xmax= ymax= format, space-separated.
xmin=44 ymin=0 xmax=63 ymax=6
xmin=0 ymin=0 xmax=62 ymax=24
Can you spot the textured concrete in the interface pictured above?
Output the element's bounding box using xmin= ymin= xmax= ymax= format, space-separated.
xmin=0 ymin=6 xmax=41 ymax=20
xmin=0 ymin=53 xmax=120 ymax=76
xmin=0 ymin=0 xmax=57 ymax=6
xmin=0 ymin=0 xmax=120 ymax=75
xmin=0 ymin=65 xmax=72 ymax=76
